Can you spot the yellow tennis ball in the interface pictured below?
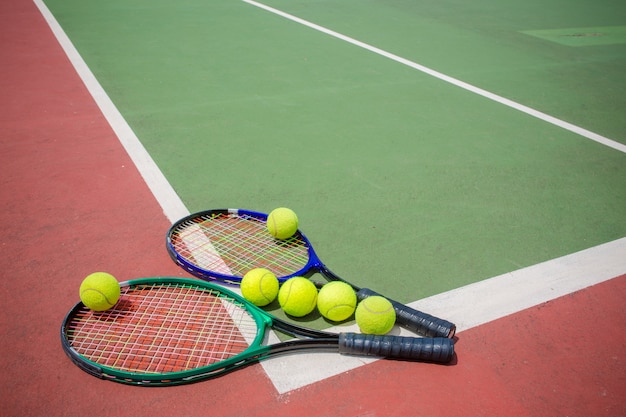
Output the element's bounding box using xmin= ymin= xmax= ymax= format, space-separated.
xmin=317 ymin=281 xmax=357 ymax=322
xmin=355 ymin=296 xmax=396 ymax=335
xmin=241 ymin=268 xmax=279 ymax=307
xmin=267 ymin=207 xmax=298 ymax=240
xmin=278 ymin=277 xmax=318 ymax=317
xmin=79 ymin=272 xmax=121 ymax=311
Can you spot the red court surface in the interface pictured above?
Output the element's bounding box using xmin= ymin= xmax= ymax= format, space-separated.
xmin=1 ymin=1 xmax=624 ymax=416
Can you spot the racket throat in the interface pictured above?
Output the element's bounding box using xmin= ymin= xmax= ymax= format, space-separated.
xmin=267 ymin=338 xmax=340 ymax=356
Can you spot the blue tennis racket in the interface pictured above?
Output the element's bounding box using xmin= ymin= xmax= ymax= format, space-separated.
xmin=166 ymin=209 xmax=456 ymax=338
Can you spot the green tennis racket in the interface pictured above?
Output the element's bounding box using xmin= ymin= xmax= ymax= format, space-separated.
xmin=61 ymin=277 xmax=454 ymax=386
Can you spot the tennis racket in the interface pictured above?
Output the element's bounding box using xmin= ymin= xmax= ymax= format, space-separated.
xmin=166 ymin=209 xmax=456 ymax=339
xmin=61 ymin=277 xmax=455 ymax=386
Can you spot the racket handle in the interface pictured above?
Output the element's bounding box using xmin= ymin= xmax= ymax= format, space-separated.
xmin=338 ymin=333 xmax=454 ymax=363
xmin=356 ymin=288 xmax=456 ymax=339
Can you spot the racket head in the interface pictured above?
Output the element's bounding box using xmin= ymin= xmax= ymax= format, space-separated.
xmin=61 ymin=277 xmax=272 ymax=386
xmin=166 ymin=209 xmax=323 ymax=284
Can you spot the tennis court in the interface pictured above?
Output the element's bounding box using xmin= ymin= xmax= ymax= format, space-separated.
xmin=1 ymin=0 xmax=624 ymax=415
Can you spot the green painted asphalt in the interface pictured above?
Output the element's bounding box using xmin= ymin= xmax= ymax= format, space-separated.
xmin=45 ymin=0 xmax=625 ymax=307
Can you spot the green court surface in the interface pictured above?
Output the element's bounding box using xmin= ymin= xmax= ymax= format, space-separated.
xmin=44 ymin=0 xmax=626 ymax=314
xmin=523 ymin=26 xmax=626 ymax=47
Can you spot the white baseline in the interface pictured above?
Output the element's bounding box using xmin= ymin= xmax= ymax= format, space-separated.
xmin=34 ymin=0 xmax=189 ymax=223
xmin=264 ymin=238 xmax=626 ymax=393
xmin=243 ymin=0 xmax=626 ymax=155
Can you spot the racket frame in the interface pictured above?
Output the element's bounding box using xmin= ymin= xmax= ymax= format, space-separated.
xmin=61 ymin=277 xmax=280 ymax=385
xmin=166 ymin=209 xmax=456 ymax=338
xmin=166 ymin=208 xmax=331 ymax=284
xmin=61 ymin=277 xmax=454 ymax=386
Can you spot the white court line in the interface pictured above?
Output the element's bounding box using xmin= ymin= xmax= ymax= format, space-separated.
xmin=35 ymin=0 xmax=626 ymax=394
xmin=243 ymin=0 xmax=626 ymax=155
xmin=179 ymin=224 xmax=232 ymax=274
xmin=265 ymin=238 xmax=626 ymax=393
xmin=33 ymin=0 xmax=190 ymax=224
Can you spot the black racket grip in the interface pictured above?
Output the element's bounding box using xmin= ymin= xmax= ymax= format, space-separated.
xmin=356 ymin=288 xmax=456 ymax=339
xmin=338 ymin=333 xmax=454 ymax=363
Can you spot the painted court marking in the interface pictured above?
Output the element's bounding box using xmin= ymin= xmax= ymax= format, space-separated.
xmin=33 ymin=0 xmax=190 ymax=224
xmin=265 ymin=237 xmax=626 ymax=393
xmin=243 ymin=0 xmax=626 ymax=155
xmin=179 ymin=224 xmax=233 ymax=274
xmin=35 ymin=0 xmax=626 ymax=394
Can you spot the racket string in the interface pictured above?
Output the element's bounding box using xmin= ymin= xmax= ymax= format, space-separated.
xmin=172 ymin=212 xmax=309 ymax=277
xmin=66 ymin=283 xmax=260 ymax=375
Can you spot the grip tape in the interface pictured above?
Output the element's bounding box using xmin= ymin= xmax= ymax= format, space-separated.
xmin=356 ymin=288 xmax=456 ymax=338
xmin=338 ymin=333 xmax=454 ymax=363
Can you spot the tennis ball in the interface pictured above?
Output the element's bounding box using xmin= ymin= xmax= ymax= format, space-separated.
xmin=79 ymin=272 xmax=121 ymax=311
xmin=278 ymin=277 xmax=318 ymax=317
xmin=355 ymin=296 xmax=396 ymax=335
xmin=241 ymin=268 xmax=279 ymax=307
xmin=317 ymin=281 xmax=357 ymax=322
xmin=267 ymin=207 xmax=298 ymax=240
